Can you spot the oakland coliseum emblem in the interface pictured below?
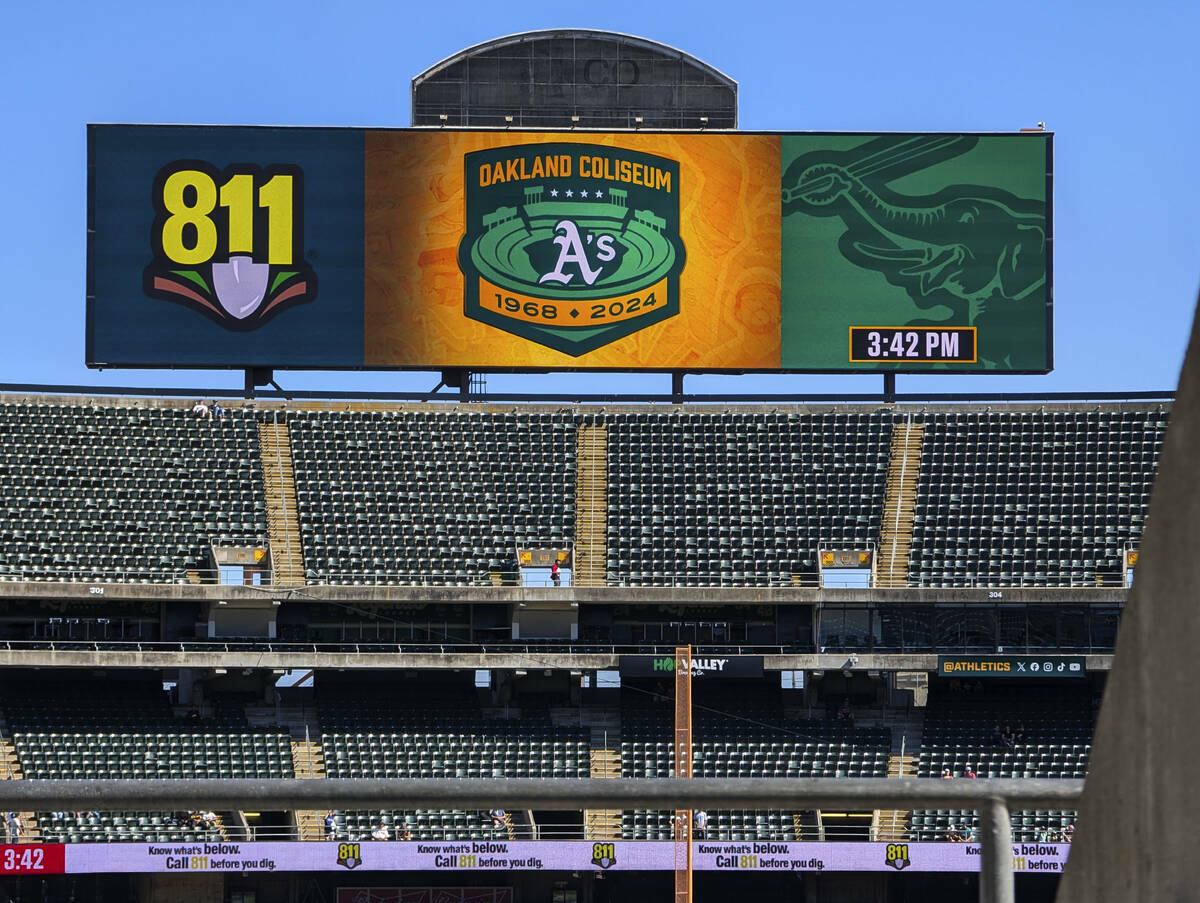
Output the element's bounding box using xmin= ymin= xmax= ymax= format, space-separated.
xmin=459 ymin=143 xmax=686 ymax=356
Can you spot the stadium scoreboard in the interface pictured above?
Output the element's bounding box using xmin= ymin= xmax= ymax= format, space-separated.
xmin=87 ymin=126 xmax=1052 ymax=374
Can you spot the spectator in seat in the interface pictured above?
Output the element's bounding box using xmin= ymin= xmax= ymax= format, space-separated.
xmin=211 ymin=401 xmax=225 ymax=421
xmin=941 ymin=768 xmax=953 ymax=780
xmin=551 ymin=561 xmax=561 ymax=587
xmin=693 ymin=809 xmax=709 ymax=839
xmin=490 ymin=809 xmax=506 ymax=828
xmin=398 ymin=825 xmax=413 ymax=841
xmin=964 ymin=767 xmax=977 ymax=779
xmin=324 ymin=811 xmax=336 ymax=839
xmin=371 ymin=822 xmax=389 ymax=841
xmin=191 ymin=400 xmax=211 ymax=420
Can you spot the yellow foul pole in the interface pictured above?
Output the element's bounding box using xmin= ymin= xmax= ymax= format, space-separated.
xmin=673 ymin=645 xmax=693 ymax=903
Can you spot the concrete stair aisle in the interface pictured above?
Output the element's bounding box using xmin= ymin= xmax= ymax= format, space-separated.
xmin=584 ymin=709 xmax=622 ymax=840
xmin=257 ymin=419 xmax=305 ymax=586
xmin=874 ymin=716 xmax=925 ymax=842
xmin=287 ymin=714 xmax=327 ymax=842
xmin=574 ymin=425 xmax=608 ymax=587
xmin=0 ymin=714 xmax=39 ymax=843
xmin=875 ymin=421 xmax=925 ymax=588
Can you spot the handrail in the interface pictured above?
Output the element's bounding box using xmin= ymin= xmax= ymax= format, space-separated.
xmin=888 ymin=413 xmax=913 ymax=580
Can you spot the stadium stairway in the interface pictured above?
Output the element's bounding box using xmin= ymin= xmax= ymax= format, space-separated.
xmin=584 ymin=708 xmax=622 ymax=840
xmin=0 ymin=714 xmax=39 ymax=843
xmin=574 ymin=424 xmax=608 ymax=587
xmin=245 ymin=701 xmax=324 ymax=840
xmin=875 ymin=420 xmax=924 ymax=587
xmin=257 ymin=418 xmax=305 ymax=585
xmin=866 ymin=712 xmax=924 ymax=842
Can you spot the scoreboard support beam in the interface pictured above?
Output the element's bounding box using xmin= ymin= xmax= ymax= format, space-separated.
xmin=672 ymin=372 xmax=685 ymax=404
xmin=883 ymin=372 xmax=896 ymax=403
xmin=244 ymin=368 xmax=274 ymax=399
xmin=439 ymin=369 xmax=472 ymax=399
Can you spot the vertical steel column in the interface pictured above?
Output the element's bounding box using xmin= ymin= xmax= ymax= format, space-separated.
xmin=673 ymin=645 xmax=693 ymax=903
xmin=978 ymin=796 xmax=1014 ymax=903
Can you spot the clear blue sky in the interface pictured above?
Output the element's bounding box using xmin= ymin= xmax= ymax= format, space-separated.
xmin=1 ymin=0 xmax=1196 ymax=398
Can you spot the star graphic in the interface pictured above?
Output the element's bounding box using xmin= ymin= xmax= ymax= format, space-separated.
xmin=595 ymin=189 xmax=604 ymax=198
xmin=565 ymin=189 xmax=574 ymax=197
xmin=549 ymin=188 xmax=558 ymax=198
xmin=580 ymin=190 xmax=590 ymax=198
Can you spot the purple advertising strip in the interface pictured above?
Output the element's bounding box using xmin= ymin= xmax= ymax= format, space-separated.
xmin=59 ymin=840 xmax=1071 ymax=875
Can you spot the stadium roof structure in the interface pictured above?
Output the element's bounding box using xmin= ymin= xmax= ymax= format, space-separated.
xmin=411 ymin=28 xmax=738 ymax=129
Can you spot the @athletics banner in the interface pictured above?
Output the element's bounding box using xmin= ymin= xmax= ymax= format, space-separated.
xmin=88 ymin=126 xmax=1051 ymax=373
xmin=11 ymin=840 xmax=1069 ymax=875
xmin=938 ymin=656 xmax=1087 ymax=678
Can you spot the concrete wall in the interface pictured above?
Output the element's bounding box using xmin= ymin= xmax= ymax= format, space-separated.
xmin=136 ymin=873 xmax=223 ymax=903
xmin=1057 ymin=295 xmax=1200 ymax=902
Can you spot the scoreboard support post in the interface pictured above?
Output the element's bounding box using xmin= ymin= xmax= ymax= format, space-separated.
xmin=883 ymin=372 xmax=896 ymax=403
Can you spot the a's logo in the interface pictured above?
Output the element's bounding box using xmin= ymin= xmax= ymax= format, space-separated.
xmin=458 ymin=143 xmax=685 ymax=356
xmin=591 ymin=841 xmax=617 ymax=869
xmin=336 ymin=842 xmax=363 ymax=870
xmin=143 ymin=161 xmax=317 ymax=329
xmin=884 ymin=842 xmax=911 ymax=871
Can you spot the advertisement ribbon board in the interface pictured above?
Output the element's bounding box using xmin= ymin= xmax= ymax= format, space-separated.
xmin=0 ymin=840 xmax=1070 ymax=875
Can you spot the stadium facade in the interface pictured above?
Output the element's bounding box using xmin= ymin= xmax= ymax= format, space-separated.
xmin=0 ymin=392 xmax=1162 ymax=902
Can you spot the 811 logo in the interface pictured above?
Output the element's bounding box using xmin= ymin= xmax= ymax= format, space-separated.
xmin=143 ymin=161 xmax=317 ymax=329
xmin=458 ymin=142 xmax=686 ymax=356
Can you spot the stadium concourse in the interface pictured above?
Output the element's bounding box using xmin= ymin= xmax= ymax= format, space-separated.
xmin=0 ymin=392 xmax=1165 ymax=902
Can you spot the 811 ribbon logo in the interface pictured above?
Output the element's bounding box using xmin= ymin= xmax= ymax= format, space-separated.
xmin=458 ymin=143 xmax=686 ymax=356
xmin=143 ymin=161 xmax=317 ymax=329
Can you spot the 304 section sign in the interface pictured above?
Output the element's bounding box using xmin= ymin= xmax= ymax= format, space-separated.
xmin=87 ymin=126 xmax=1052 ymax=373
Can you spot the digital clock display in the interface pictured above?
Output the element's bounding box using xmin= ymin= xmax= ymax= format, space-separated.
xmin=849 ymin=327 xmax=977 ymax=363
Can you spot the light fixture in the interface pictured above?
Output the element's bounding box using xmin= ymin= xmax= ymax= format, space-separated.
xmin=699 ymin=116 xmax=709 ymax=125
xmin=570 ymin=115 xmax=580 ymax=124
xmin=217 ymin=600 xmax=227 ymax=606
xmin=504 ymin=115 xmax=514 ymax=124
xmin=634 ymin=115 xmax=644 ymax=124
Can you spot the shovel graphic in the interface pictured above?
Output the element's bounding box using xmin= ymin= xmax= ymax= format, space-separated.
xmin=212 ymin=256 xmax=269 ymax=319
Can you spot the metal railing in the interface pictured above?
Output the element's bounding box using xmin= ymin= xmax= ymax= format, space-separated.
xmin=0 ymin=638 xmax=1119 ymax=657
xmin=0 ymin=777 xmax=1082 ymax=903
xmin=0 ymin=566 xmax=1129 ymax=589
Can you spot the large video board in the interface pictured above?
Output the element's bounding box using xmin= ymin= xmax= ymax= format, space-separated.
xmin=87 ymin=126 xmax=1052 ymax=373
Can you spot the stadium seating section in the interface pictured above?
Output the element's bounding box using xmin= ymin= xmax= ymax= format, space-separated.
xmin=3 ymin=677 xmax=292 ymax=843
xmin=0 ymin=401 xmax=267 ymax=581
xmin=318 ymin=685 xmax=588 ymax=840
xmin=0 ymin=399 xmax=1169 ymax=588
xmin=604 ymin=410 xmax=892 ymax=585
xmin=909 ymin=407 xmax=1166 ymax=586
xmin=619 ymin=688 xmax=890 ymax=840
xmin=910 ymin=681 xmax=1094 ymax=842
xmin=288 ymin=409 xmax=577 ymax=585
